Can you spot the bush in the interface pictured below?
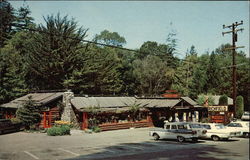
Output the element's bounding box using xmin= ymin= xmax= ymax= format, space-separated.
xmin=10 ymin=117 xmax=22 ymax=124
xmin=47 ymin=125 xmax=70 ymax=136
xmin=91 ymin=126 xmax=101 ymax=133
xmin=219 ymin=95 xmax=228 ymax=105
xmin=60 ymin=125 xmax=70 ymax=135
xmin=236 ymin=96 xmax=244 ymax=119
xmin=200 ymin=117 xmax=210 ymax=123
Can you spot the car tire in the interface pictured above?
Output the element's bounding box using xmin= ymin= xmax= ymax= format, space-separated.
xmin=243 ymin=133 xmax=249 ymax=138
xmin=212 ymin=135 xmax=220 ymax=141
xmin=177 ymin=136 xmax=185 ymax=143
xmin=153 ymin=133 xmax=160 ymax=141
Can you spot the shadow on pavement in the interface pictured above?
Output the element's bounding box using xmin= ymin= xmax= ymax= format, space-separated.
xmin=64 ymin=140 xmax=242 ymax=160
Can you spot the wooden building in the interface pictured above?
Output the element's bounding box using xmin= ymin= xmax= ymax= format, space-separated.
xmin=138 ymin=97 xmax=206 ymax=127
xmin=69 ymin=95 xmax=205 ymax=130
xmin=0 ymin=92 xmax=63 ymax=128
xmin=70 ymin=97 xmax=153 ymax=131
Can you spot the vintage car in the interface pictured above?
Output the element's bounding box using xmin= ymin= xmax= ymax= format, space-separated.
xmin=241 ymin=111 xmax=250 ymax=121
xmin=0 ymin=119 xmax=21 ymax=135
xmin=200 ymin=123 xmax=241 ymax=141
xmin=149 ymin=122 xmax=199 ymax=143
xmin=226 ymin=121 xmax=249 ymax=138
xmin=163 ymin=121 xmax=207 ymax=138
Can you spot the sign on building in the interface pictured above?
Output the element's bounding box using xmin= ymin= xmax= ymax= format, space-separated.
xmin=208 ymin=106 xmax=228 ymax=112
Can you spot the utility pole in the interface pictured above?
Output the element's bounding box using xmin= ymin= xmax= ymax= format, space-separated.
xmin=222 ymin=21 xmax=244 ymax=118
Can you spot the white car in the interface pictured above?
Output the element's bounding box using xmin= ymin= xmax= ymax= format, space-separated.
xmin=227 ymin=121 xmax=249 ymax=137
xmin=200 ymin=123 xmax=241 ymax=141
xmin=241 ymin=111 xmax=250 ymax=121
xmin=149 ymin=122 xmax=199 ymax=142
xmin=163 ymin=121 xmax=207 ymax=138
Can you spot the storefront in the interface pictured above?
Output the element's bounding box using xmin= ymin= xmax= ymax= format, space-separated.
xmin=70 ymin=96 xmax=205 ymax=130
xmin=70 ymin=97 xmax=154 ymax=131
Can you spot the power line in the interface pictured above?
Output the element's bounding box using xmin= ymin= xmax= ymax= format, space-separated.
xmin=12 ymin=25 xmax=205 ymax=65
xmin=220 ymin=63 xmax=247 ymax=69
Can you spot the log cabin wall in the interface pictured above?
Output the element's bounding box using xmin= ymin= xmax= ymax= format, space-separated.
xmin=39 ymin=106 xmax=61 ymax=128
xmin=0 ymin=108 xmax=17 ymax=119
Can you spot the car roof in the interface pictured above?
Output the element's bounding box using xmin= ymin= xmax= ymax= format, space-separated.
xmin=230 ymin=121 xmax=249 ymax=124
xmin=164 ymin=122 xmax=190 ymax=125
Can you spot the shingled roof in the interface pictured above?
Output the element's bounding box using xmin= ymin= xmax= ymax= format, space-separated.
xmin=71 ymin=96 xmax=203 ymax=111
xmin=0 ymin=92 xmax=64 ymax=108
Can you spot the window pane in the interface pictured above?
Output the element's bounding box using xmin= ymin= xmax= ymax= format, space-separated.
xmin=171 ymin=125 xmax=177 ymax=129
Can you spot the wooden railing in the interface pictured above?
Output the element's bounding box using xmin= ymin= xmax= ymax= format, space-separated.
xmin=99 ymin=121 xmax=153 ymax=131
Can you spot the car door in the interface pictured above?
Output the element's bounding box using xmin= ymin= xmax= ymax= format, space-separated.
xmin=202 ymin=124 xmax=212 ymax=137
xmin=168 ymin=124 xmax=178 ymax=139
xmin=161 ymin=124 xmax=172 ymax=139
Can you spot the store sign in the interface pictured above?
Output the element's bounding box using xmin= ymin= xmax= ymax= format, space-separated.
xmin=208 ymin=106 xmax=228 ymax=112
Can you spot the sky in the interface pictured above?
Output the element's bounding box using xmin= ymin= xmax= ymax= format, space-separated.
xmin=10 ymin=1 xmax=249 ymax=58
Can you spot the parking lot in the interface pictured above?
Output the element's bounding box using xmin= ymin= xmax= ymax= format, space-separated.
xmin=0 ymin=128 xmax=249 ymax=160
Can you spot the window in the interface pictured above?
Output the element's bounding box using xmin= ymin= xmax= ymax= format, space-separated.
xmin=165 ymin=125 xmax=170 ymax=129
xmin=215 ymin=124 xmax=226 ymax=129
xmin=177 ymin=125 xmax=187 ymax=129
xmin=228 ymin=123 xmax=242 ymax=127
xmin=171 ymin=125 xmax=177 ymax=129
xmin=202 ymin=125 xmax=211 ymax=129
xmin=190 ymin=124 xmax=202 ymax=128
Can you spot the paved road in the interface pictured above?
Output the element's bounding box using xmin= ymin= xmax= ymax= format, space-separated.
xmin=0 ymin=128 xmax=249 ymax=160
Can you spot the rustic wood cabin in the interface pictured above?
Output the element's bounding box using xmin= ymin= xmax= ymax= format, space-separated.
xmin=70 ymin=97 xmax=153 ymax=131
xmin=68 ymin=92 xmax=206 ymax=130
xmin=0 ymin=92 xmax=64 ymax=128
xmin=138 ymin=96 xmax=206 ymax=127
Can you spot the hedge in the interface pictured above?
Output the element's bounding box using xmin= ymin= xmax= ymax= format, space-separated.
xmin=47 ymin=125 xmax=70 ymax=136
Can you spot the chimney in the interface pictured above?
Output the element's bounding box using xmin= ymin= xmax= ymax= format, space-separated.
xmin=61 ymin=90 xmax=74 ymax=122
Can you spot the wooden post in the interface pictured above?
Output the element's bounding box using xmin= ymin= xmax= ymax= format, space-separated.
xmin=183 ymin=112 xmax=187 ymax=122
xmin=49 ymin=111 xmax=52 ymax=128
xmin=43 ymin=112 xmax=46 ymax=128
xmin=82 ymin=112 xmax=88 ymax=130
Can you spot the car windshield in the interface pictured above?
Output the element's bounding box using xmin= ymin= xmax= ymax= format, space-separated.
xmin=215 ymin=124 xmax=226 ymax=129
xmin=189 ymin=124 xmax=202 ymax=128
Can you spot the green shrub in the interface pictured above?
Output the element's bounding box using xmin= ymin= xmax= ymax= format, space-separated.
xmin=10 ymin=117 xmax=22 ymax=124
xmin=236 ymin=96 xmax=244 ymax=119
xmin=219 ymin=95 xmax=228 ymax=105
xmin=200 ymin=117 xmax=210 ymax=123
xmin=60 ymin=125 xmax=70 ymax=135
xmin=47 ymin=125 xmax=70 ymax=136
xmin=92 ymin=126 xmax=101 ymax=133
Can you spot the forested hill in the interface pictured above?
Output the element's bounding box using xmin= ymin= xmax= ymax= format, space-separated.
xmin=0 ymin=1 xmax=249 ymax=108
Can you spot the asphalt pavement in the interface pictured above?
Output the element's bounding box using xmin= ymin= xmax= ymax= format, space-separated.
xmin=0 ymin=128 xmax=249 ymax=160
